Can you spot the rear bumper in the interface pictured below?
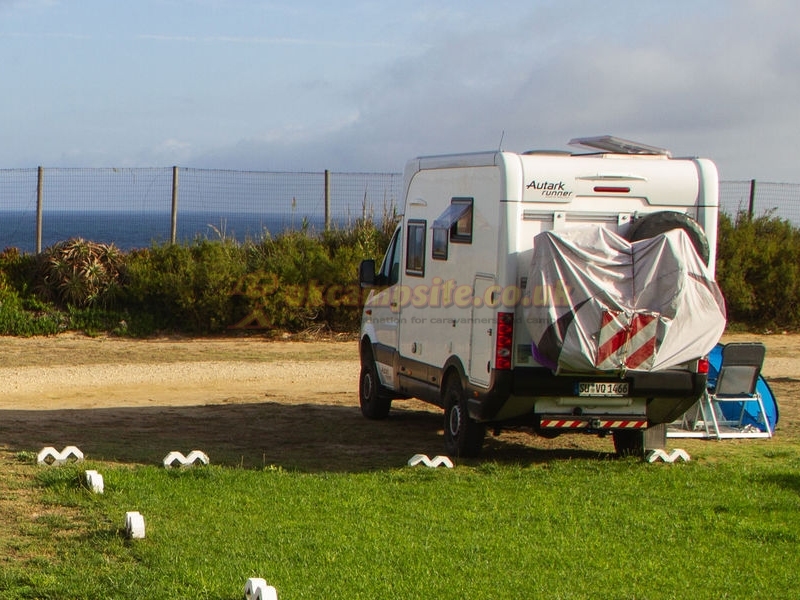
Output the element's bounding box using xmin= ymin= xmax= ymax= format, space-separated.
xmin=466 ymin=367 xmax=706 ymax=425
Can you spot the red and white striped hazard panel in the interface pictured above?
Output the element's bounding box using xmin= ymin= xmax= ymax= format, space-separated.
xmin=595 ymin=310 xmax=659 ymax=371
xmin=540 ymin=419 xmax=647 ymax=430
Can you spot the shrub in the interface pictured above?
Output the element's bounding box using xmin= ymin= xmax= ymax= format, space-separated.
xmin=0 ymin=248 xmax=63 ymax=335
xmin=716 ymin=211 xmax=800 ymax=328
xmin=122 ymin=240 xmax=248 ymax=333
xmin=0 ymin=247 xmax=38 ymax=297
xmin=0 ymin=287 xmax=64 ymax=336
xmin=234 ymin=219 xmax=395 ymax=332
xmin=238 ymin=230 xmax=336 ymax=331
xmin=320 ymin=220 xmax=396 ymax=330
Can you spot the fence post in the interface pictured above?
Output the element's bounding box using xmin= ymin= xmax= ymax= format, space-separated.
xmin=748 ymin=178 xmax=756 ymax=220
xmin=171 ymin=166 xmax=179 ymax=244
xmin=36 ymin=166 xmax=44 ymax=254
xmin=324 ymin=169 xmax=331 ymax=231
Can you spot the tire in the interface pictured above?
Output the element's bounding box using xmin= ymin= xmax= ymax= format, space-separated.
xmin=359 ymin=352 xmax=392 ymax=419
xmin=626 ymin=211 xmax=710 ymax=265
xmin=612 ymin=429 xmax=644 ymax=458
xmin=443 ymin=376 xmax=486 ymax=458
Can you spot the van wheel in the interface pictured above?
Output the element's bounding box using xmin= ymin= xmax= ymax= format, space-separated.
xmin=360 ymin=355 xmax=391 ymax=419
xmin=626 ymin=211 xmax=710 ymax=265
xmin=612 ymin=429 xmax=644 ymax=458
xmin=443 ymin=376 xmax=485 ymax=458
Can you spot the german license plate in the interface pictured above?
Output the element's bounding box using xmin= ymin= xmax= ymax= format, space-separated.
xmin=578 ymin=382 xmax=629 ymax=397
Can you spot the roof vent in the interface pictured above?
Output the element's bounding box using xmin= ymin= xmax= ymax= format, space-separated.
xmin=568 ymin=135 xmax=671 ymax=157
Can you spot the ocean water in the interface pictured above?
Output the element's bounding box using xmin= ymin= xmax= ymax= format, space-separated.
xmin=0 ymin=210 xmax=331 ymax=253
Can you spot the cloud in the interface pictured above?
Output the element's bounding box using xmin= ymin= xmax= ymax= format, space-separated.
xmin=140 ymin=0 xmax=800 ymax=181
xmin=150 ymin=138 xmax=193 ymax=165
xmin=0 ymin=0 xmax=58 ymax=13
xmin=0 ymin=30 xmax=90 ymax=40
xmin=136 ymin=33 xmax=397 ymax=50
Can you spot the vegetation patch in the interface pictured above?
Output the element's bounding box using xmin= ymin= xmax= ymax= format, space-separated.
xmin=1 ymin=211 xmax=799 ymax=335
xmin=717 ymin=211 xmax=800 ymax=328
xmin=0 ymin=219 xmax=394 ymax=336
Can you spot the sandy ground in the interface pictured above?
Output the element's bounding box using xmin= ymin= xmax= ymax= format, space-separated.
xmin=0 ymin=334 xmax=446 ymax=471
xmin=0 ymin=332 xmax=797 ymax=471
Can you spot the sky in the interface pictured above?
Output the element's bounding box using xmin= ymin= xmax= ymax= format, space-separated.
xmin=1 ymin=0 xmax=799 ymax=182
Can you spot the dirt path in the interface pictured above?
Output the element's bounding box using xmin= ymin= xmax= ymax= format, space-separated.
xmin=0 ymin=332 xmax=797 ymax=471
xmin=0 ymin=335 xmax=452 ymax=470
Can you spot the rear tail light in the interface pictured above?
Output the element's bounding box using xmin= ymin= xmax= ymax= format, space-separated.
xmin=697 ymin=357 xmax=710 ymax=374
xmin=495 ymin=312 xmax=514 ymax=370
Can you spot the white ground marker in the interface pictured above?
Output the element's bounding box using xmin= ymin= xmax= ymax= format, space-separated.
xmin=645 ymin=448 xmax=691 ymax=463
xmin=162 ymin=450 xmax=210 ymax=468
xmin=84 ymin=470 xmax=104 ymax=494
xmin=407 ymin=454 xmax=454 ymax=468
xmin=37 ymin=446 xmax=84 ymax=466
xmin=125 ymin=511 xmax=146 ymax=539
xmin=243 ymin=577 xmax=278 ymax=600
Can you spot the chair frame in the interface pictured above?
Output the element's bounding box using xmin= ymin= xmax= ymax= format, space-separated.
xmin=698 ymin=342 xmax=772 ymax=439
xmin=668 ymin=342 xmax=773 ymax=439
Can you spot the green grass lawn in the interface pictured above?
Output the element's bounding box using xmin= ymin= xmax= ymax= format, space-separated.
xmin=2 ymin=443 xmax=799 ymax=600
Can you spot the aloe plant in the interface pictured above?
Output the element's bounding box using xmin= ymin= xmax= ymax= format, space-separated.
xmin=37 ymin=238 xmax=124 ymax=308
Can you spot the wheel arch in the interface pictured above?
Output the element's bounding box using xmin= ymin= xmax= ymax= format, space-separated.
xmin=360 ymin=334 xmax=375 ymax=365
xmin=440 ymin=355 xmax=468 ymax=397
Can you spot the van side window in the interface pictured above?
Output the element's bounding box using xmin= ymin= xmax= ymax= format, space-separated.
xmin=432 ymin=227 xmax=448 ymax=260
xmin=405 ymin=220 xmax=426 ymax=277
xmin=450 ymin=197 xmax=473 ymax=243
xmin=431 ymin=197 xmax=473 ymax=260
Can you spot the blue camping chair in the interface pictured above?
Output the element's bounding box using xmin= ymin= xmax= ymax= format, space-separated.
xmin=699 ymin=342 xmax=773 ymax=439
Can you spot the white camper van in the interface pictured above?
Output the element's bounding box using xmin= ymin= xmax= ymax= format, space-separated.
xmin=358 ymin=136 xmax=726 ymax=457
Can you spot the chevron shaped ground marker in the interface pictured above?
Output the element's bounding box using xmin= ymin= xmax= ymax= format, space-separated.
xmin=407 ymin=454 xmax=454 ymax=468
xmin=162 ymin=450 xmax=210 ymax=468
xmin=645 ymin=448 xmax=691 ymax=463
xmin=37 ymin=446 xmax=84 ymax=466
xmin=244 ymin=577 xmax=278 ymax=600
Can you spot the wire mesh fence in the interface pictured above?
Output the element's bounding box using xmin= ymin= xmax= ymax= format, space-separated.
xmin=0 ymin=167 xmax=403 ymax=253
xmin=719 ymin=180 xmax=800 ymax=224
xmin=1 ymin=167 xmax=799 ymax=253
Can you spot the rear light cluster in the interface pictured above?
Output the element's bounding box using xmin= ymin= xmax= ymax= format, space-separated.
xmin=698 ymin=357 xmax=710 ymax=374
xmin=495 ymin=312 xmax=514 ymax=370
